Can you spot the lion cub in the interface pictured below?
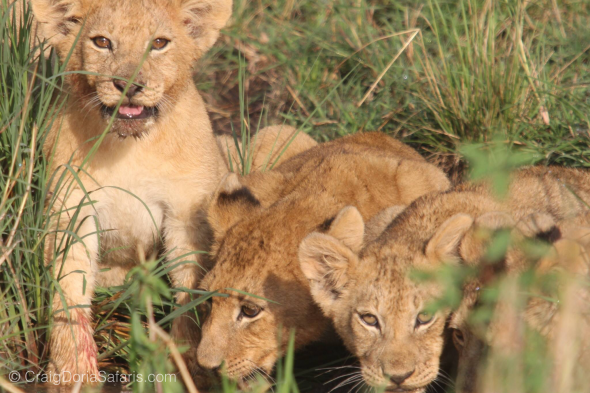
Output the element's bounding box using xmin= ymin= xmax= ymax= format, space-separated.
xmin=195 ymin=132 xmax=450 ymax=388
xmin=299 ymin=166 xmax=590 ymax=393
xmin=31 ymin=0 xmax=315 ymax=382
xmin=449 ymin=213 xmax=590 ymax=393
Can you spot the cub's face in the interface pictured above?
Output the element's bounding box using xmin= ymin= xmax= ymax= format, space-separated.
xmin=74 ymin=3 xmax=192 ymax=137
xmin=196 ymin=230 xmax=327 ymax=388
xmin=31 ymin=0 xmax=231 ymax=137
xmin=335 ymin=257 xmax=448 ymax=392
xmin=196 ymin=267 xmax=286 ymax=388
xmin=197 ymin=175 xmax=329 ymax=387
xmin=300 ymin=236 xmax=449 ymax=392
xmin=299 ymin=208 xmax=479 ymax=392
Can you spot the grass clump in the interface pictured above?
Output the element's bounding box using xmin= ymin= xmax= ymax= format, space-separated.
xmin=201 ymin=0 xmax=590 ymax=172
xmin=0 ymin=0 xmax=61 ymax=376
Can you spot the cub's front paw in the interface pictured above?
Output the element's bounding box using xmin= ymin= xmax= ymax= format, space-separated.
xmin=48 ymin=309 xmax=100 ymax=385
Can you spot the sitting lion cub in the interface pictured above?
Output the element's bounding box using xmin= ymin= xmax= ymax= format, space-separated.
xmin=30 ymin=0 xmax=315 ymax=382
xmin=299 ymin=166 xmax=590 ymax=393
xmin=195 ymin=132 xmax=450 ymax=388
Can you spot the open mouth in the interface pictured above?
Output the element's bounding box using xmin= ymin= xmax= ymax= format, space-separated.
xmin=101 ymin=104 xmax=158 ymax=120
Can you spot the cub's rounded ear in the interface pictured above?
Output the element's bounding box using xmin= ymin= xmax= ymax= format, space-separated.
xmin=326 ymin=206 xmax=365 ymax=253
xmin=364 ymin=205 xmax=406 ymax=244
xmin=458 ymin=211 xmax=515 ymax=265
xmin=207 ymin=172 xmax=260 ymax=240
xmin=298 ymin=233 xmax=357 ymax=316
xmin=426 ymin=213 xmax=474 ymax=264
xmin=30 ymin=0 xmax=84 ymax=46
xmin=179 ymin=0 xmax=233 ymax=58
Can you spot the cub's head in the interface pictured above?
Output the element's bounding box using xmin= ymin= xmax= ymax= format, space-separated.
xmin=30 ymin=0 xmax=231 ymax=137
xmin=450 ymin=214 xmax=590 ymax=393
xmin=195 ymin=174 xmax=330 ymax=387
xmin=299 ymin=206 xmax=489 ymax=392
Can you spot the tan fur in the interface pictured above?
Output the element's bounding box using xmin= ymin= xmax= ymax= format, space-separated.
xmin=363 ymin=205 xmax=406 ymax=244
xmin=195 ymin=132 xmax=451 ymax=387
xmin=32 ymin=0 xmax=315 ymax=383
xmin=450 ymin=214 xmax=590 ymax=393
xmin=217 ymin=125 xmax=317 ymax=173
xmin=10 ymin=1 xmax=37 ymax=42
xmin=300 ymin=166 xmax=590 ymax=392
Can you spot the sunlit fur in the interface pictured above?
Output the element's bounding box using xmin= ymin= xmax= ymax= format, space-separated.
xmin=300 ymin=166 xmax=590 ymax=393
xmin=197 ymin=133 xmax=451 ymax=386
xmin=30 ymin=0 xmax=316 ymax=384
xmin=451 ymin=213 xmax=590 ymax=393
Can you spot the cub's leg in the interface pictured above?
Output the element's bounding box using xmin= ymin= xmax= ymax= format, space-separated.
xmin=46 ymin=191 xmax=100 ymax=383
xmin=165 ymin=204 xmax=215 ymax=387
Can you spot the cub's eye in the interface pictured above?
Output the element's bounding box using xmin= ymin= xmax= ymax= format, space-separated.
xmin=452 ymin=329 xmax=465 ymax=349
xmin=416 ymin=311 xmax=434 ymax=326
xmin=152 ymin=38 xmax=170 ymax=50
xmin=92 ymin=36 xmax=112 ymax=49
xmin=241 ymin=304 xmax=261 ymax=318
xmin=360 ymin=313 xmax=379 ymax=327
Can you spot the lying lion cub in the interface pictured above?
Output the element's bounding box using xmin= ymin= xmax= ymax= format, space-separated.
xmin=299 ymin=166 xmax=590 ymax=393
xmin=30 ymin=0 xmax=315 ymax=382
xmin=195 ymin=132 xmax=450 ymax=388
xmin=449 ymin=213 xmax=590 ymax=393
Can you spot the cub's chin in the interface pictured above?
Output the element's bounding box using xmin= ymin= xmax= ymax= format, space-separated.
xmin=100 ymin=104 xmax=159 ymax=139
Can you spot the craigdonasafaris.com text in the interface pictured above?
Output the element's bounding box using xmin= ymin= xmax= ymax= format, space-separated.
xmin=8 ymin=370 xmax=177 ymax=385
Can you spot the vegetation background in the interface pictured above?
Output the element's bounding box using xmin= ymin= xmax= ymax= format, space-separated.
xmin=1 ymin=0 xmax=589 ymax=392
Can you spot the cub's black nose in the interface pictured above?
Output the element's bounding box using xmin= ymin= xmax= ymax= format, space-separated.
xmin=113 ymin=79 xmax=142 ymax=97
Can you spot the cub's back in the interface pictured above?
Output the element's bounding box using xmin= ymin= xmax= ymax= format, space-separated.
xmin=237 ymin=132 xmax=440 ymax=209
xmin=274 ymin=132 xmax=425 ymax=174
xmin=458 ymin=166 xmax=590 ymax=221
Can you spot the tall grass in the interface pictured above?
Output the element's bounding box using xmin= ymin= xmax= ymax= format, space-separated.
xmin=200 ymin=0 xmax=590 ymax=172
xmin=408 ymin=0 xmax=590 ymax=161
xmin=0 ymin=0 xmax=59 ymax=376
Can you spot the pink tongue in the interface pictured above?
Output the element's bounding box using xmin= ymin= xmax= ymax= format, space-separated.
xmin=118 ymin=105 xmax=144 ymax=117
